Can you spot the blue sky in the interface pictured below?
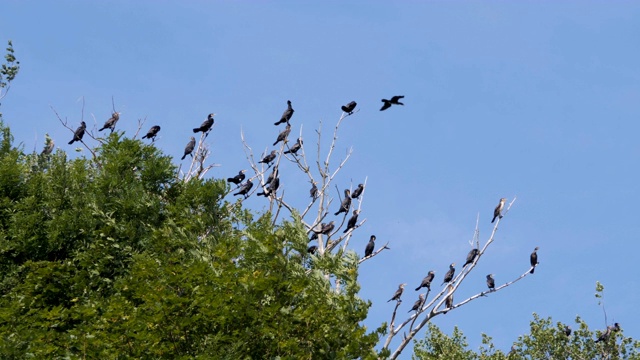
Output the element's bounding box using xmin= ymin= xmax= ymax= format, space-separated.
xmin=3 ymin=1 xmax=640 ymax=356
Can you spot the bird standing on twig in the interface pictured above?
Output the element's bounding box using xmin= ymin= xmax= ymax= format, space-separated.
xmin=408 ymin=294 xmax=425 ymax=313
xmin=351 ymin=183 xmax=364 ymax=199
xmin=415 ymin=271 xmax=435 ymax=291
xmin=193 ymin=113 xmax=215 ymax=133
xmin=444 ymin=285 xmax=454 ymax=312
xmin=227 ymin=170 xmax=246 ymax=185
xmin=310 ymin=181 xmax=318 ymax=200
xmin=441 ymin=263 xmax=456 ymax=286
xmin=491 ymin=198 xmax=506 ymax=223
xmin=343 ymin=210 xmax=359 ymax=233
xmin=273 ymin=124 xmax=291 ymax=146
xmin=486 ymin=274 xmax=495 ymax=291
xmin=284 ymin=137 xmax=303 ymax=155
xmin=341 ymin=101 xmax=357 ymax=115
xmin=463 ymin=248 xmax=479 ymax=267
xmin=181 ymin=137 xmax=196 ymax=160
xmin=274 ymin=100 xmax=294 ymax=125
xmin=68 ymin=121 xmax=87 ymax=145
xmin=41 ymin=137 xmax=55 ymax=155
xmin=380 ymin=95 xmax=404 ymax=111
xmin=142 ymin=125 xmax=161 ymax=141
xmin=530 ymin=247 xmax=539 ymax=274
xmin=259 ymin=150 xmax=277 ymax=165
xmin=387 ymin=283 xmax=407 ymax=302
xmin=364 ymin=235 xmax=376 ymax=257
xmin=334 ymin=189 xmax=351 ymax=216
xmin=233 ymin=180 xmax=253 ymax=198
xmin=99 ymin=112 xmax=120 ymax=132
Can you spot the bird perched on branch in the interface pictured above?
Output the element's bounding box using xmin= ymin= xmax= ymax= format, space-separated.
xmin=233 ymin=180 xmax=253 ymax=198
xmin=319 ymin=221 xmax=335 ymax=235
xmin=259 ymin=150 xmax=277 ymax=165
xmin=444 ymin=285 xmax=454 ymax=313
xmin=257 ymin=176 xmax=280 ymax=197
xmin=307 ymin=245 xmax=317 ymax=255
xmin=387 ymin=283 xmax=407 ymax=302
xmin=530 ymin=247 xmax=539 ymax=274
xmin=310 ymin=181 xmax=318 ymax=200
xmin=99 ymin=112 xmax=120 ymax=132
xmin=463 ymin=248 xmax=479 ymax=267
xmin=181 ymin=136 xmax=196 ymax=160
xmin=274 ymin=100 xmax=294 ymax=125
xmin=334 ymin=189 xmax=351 ymax=216
xmin=491 ymin=198 xmax=506 ymax=223
xmin=68 ymin=121 xmax=87 ymax=145
xmin=380 ymin=95 xmax=404 ymax=111
xmin=142 ymin=125 xmax=161 ymax=141
xmin=441 ymin=263 xmax=456 ymax=286
xmin=273 ymin=124 xmax=291 ymax=146
xmin=41 ymin=136 xmax=55 ymax=155
xmin=415 ymin=270 xmax=435 ymax=291
xmin=351 ymin=184 xmax=364 ymax=199
xmin=564 ymin=325 xmax=572 ymax=337
xmin=193 ymin=113 xmax=215 ymax=133
xmin=364 ymin=235 xmax=376 ymax=257
xmin=227 ymin=170 xmax=246 ymax=185
xmin=284 ymin=137 xmax=303 ymax=155
xmin=341 ymin=101 xmax=357 ymax=115
xmin=486 ymin=274 xmax=495 ymax=291
xmin=343 ymin=210 xmax=359 ymax=233
xmin=408 ymin=294 xmax=425 ymax=313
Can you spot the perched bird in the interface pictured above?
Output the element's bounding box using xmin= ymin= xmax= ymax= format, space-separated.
xmin=193 ymin=113 xmax=215 ymax=133
xmin=441 ymin=263 xmax=456 ymax=286
xmin=491 ymin=198 xmax=506 ymax=223
xmin=415 ymin=271 xmax=435 ymax=291
xmin=273 ymin=124 xmax=291 ymax=146
xmin=309 ymin=223 xmax=324 ymax=241
xmin=41 ymin=137 xmax=55 ymax=155
xmin=227 ymin=170 xmax=246 ymax=185
xmin=380 ymin=95 xmax=405 ymax=111
xmin=564 ymin=325 xmax=572 ymax=337
xmin=307 ymin=245 xmax=318 ymax=255
xmin=444 ymin=285 xmax=454 ymax=312
xmin=284 ymin=137 xmax=303 ymax=155
xmin=274 ymin=100 xmax=294 ymax=125
xmin=364 ymin=235 xmax=376 ymax=257
xmin=264 ymin=166 xmax=279 ymax=185
xmin=334 ymin=189 xmax=352 ymax=216
xmin=343 ymin=210 xmax=359 ymax=233
xmin=351 ymin=183 xmax=364 ymax=199
xmin=233 ymin=180 xmax=253 ymax=198
xmin=99 ymin=112 xmax=120 ymax=132
xmin=486 ymin=274 xmax=495 ymax=291
xmin=408 ymin=294 xmax=425 ymax=313
xmin=387 ymin=283 xmax=407 ymax=302
xmin=257 ymin=176 xmax=280 ymax=197
xmin=142 ymin=125 xmax=161 ymax=141
xmin=341 ymin=101 xmax=357 ymax=115
xmin=68 ymin=121 xmax=87 ymax=145
xmin=530 ymin=247 xmax=539 ymax=274
xmin=595 ymin=326 xmax=612 ymax=343
xmin=463 ymin=248 xmax=479 ymax=267
xmin=319 ymin=221 xmax=335 ymax=235
xmin=181 ymin=136 xmax=196 ymax=160
xmin=259 ymin=150 xmax=277 ymax=165
xmin=310 ymin=181 xmax=318 ymax=200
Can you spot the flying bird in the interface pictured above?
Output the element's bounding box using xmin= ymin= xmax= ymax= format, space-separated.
xmin=284 ymin=137 xmax=303 ymax=155
xmin=441 ymin=263 xmax=456 ymax=286
xmin=273 ymin=124 xmax=291 ymax=146
xmin=415 ymin=270 xmax=435 ymax=291
xmin=530 ymin=247 xmax=539 ymax=274
xmin=380 ymin=95 xmax=404 ymax=111
xmin=334 ymin=189 xmax=352 ymax=216
xmin=364 ymin=235 xmax=376 ymax=257
xmin=387 ymin=283 xmax=407 ymax=302
xmin=274 ymin=100 xmax=294 ymax=125
xmin=193 ymin=113 xmax=215 ymax=133
xmin=259 ymin=150 xmax=277 ymax=165
xmin=343 ymin=210 xmax=359 ymax=233
xmin=351 ymin=184 xmax=364 ymax=199
xmin=142 ymin=125 xmax=161 ymax=141
xmin=227 ymin=170 xmax=246 ymax=185
xmin=181 ymin=137 xmax=196 ymax=160
xmin=99 ymin=112 xmax=120 ymax=132
xmin=68 ymin=121 xmax=87 ymax=145
xmin=486 ymin=274 xmax=495 ymax=291
xmin=408 ymin=294 xmax=425 ymax=313
xmin=463 ymin=248 xmax=479 ymax=267
xmin=233 ymin=180 xmax=253 ymax=198
xmin=491 ymin=198 xmax=506 ymax=223
xmin=341 ymin=101 xmax=357 ymax=115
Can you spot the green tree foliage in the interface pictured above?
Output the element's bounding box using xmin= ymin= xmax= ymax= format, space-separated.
xmin=413 ymin=313 xmax=640 ymax=360
xmin=0 ymin=123 xmax=382 ymax=358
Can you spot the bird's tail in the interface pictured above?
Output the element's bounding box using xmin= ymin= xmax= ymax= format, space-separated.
xmin=99 ymin=127 xmax=105 ymax=131
xmin=415 ymin=286 xmax=421 ymax=291
xmin=181 ymin=154 xmax=187 ymax=160
xmin=192 ymin=128 xmax=199 ymax=133
xmin=68 ymin=140 xmax=74 ymax=145
xmin=530 ymin=268 xmax=535 ymax=274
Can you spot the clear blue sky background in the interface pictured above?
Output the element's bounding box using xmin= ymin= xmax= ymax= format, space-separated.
xmin=3 ymin=1 xmax=640 ymax=356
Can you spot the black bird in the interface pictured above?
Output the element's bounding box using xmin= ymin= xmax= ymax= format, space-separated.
xmin=334 ymin=189 xmax=351 ymax=216
xmin=530 ymin=247 xmax=539 ymax=274
xmin=68 ymin=121 xmax=87 ymax=144
xmin=408 ymin=294 xmax=425 ymax=313
xmin=380 ymin=95 xmax=404 ymax=111
xmin=463 ymin=248 xmax=479 ymax=267
xmin=142 ymin=125 xmax=161 ymax=141
xmin=364 ymin=235 xmax=376 ymax=257
xmin=264 ymin=166 xmax=279 ymax=185
xmin=310 ymin=181 xmax=319 ymax=200
xmin=319 ymin=221 xmax=335 ymax=235
xmin=595 ymin=326 xmax=613 ymax=343
xmin=193 ymin=113 xmax=215 ymax=133
xmin=351 ymin=184 xmax=364 ymax=199
xmin=227 ymin=170 xmax=246 ymax=185
xmin=259 ymin=150 xmax=277 ymax=165
xmin=441 ymin=263 xmax=456 ymax=286
xmin=284 ymin=137 xmax=303 ymax=155
xmin=99 ymin=112 xmax=120 ymax=132
xmin=307 ymin=245 xmax=318 ymax=255
xmin=341 ymin=101 xmax=357 ymax=115
xmin=309 ymin=223 xmax=324 ymax=241
xmin=564 ymin=325 xmax=572 ymax=337
xmin=233 ymin=180 xmax=253 ymax=198
xmin=257 ymin=177 xmax=280 ymax=197
xmin=343 ymin=210 xmax=359 ymax=233
xmin=387 ymin=283 xmax=407 ymax=302
xmin=181 ymin=136 xmax=196 ymax=160
xmin=492 ymin=198 xmax=506 ymax=223
xmin=415 ymin=270 xmax=435 ymax=291
xmin=41 ymin=138 xmax=55 ymax=155
xmin=273 ymin=124 xmax=291 ymax=146
xmin=486 ymin=274 xmax=495 ymax=291
xmin=274 ymin=100 xmax=294 ymax=125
